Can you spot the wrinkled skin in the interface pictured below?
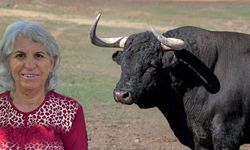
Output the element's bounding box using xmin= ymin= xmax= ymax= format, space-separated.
xmin=113 ymin=32 xmax=169 ymax=107
xmin=111 ymin=26 xmax=250 ymax=150
xmin=112 ymin=31 xmax=197 ymax=148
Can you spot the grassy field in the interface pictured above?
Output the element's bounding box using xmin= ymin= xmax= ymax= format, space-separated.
xmin=0 ymin=0 xmax=250 ymax=149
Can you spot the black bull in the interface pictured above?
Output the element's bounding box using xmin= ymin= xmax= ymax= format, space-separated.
xmin=90 ymin=13 xmax=250 ymax=150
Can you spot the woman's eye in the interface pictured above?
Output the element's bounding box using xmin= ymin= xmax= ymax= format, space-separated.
xmin=15 ymin=53 xmax=25 ymax=58
xmin=35 ymin=53 xmax=45 ymax=58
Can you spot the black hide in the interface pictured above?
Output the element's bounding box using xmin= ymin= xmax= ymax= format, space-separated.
xmin=111 ymin=26 xmax=250 ymax=150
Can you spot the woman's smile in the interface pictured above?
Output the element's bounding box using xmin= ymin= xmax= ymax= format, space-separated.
xmin=8 ymin=36 xmax=54 ymax=91
xmin=21 ymin=73 xmax=38 ymax=79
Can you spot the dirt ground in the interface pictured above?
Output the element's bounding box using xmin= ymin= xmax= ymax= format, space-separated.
xmin=0 ymin=7 xmax=189 ymax=150
xmin=1 ymin=1 xmax=250 ymax=149
xmin=86 ymin=103 xmax=198 ymax=150
xmin=87 ymin=105 xmax=250 ymax=150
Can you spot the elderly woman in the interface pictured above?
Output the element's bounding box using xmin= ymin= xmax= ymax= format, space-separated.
xmin=0 ymin=21 xmax=88 ymax=149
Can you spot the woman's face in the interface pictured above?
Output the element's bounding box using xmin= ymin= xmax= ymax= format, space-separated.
xmin=8 ymin=36 xmax=54 ymax=92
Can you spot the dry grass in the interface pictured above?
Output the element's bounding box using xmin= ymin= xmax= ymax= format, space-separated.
xmin=0 ymin=0 xmax=250 ymax=149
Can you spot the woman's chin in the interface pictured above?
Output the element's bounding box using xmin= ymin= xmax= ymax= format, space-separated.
xmin=18 ymin=84 xmax=43 ymax=91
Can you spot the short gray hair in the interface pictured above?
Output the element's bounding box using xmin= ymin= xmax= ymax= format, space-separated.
xmin=0 ymin=20 xmax=61 ymax=90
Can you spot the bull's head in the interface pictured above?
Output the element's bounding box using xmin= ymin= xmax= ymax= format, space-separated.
xmin=90 ymin=13 xmax=219 ymax=108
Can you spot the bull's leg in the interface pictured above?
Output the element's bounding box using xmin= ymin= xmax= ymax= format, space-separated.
xmin=193 ymin=144 xmax=211 ymax=150
xmin=211 ymin=113 xmax=242 ymax=150
xmin=192 ymin=138 xmax=211 ymax=150
xmin=192 ymin=130 xmax=213 ymax=150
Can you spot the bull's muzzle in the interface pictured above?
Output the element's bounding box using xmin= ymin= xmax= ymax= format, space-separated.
xmin=113 ymin=90 xmax=133 ymax=105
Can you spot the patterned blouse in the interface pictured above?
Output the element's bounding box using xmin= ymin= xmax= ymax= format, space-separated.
xmin=0 ymin=90 xmax=88 ymax=150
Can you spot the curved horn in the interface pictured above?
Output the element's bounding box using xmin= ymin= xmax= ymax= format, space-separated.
xmin=150 ymin=26 xmax=185 ymax=50
xmin=89 ymin=13 xmax=128 ymax=48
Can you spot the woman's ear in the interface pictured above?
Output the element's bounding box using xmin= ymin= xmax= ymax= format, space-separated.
xmin=49 ymin=56 xmax=57 ymax=72
xmin=112 ymin=51 xmax=123 ymax=65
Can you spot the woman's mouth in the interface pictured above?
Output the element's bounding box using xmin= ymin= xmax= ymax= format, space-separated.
xmin=21 ymin=73 xmax=37 ymax=79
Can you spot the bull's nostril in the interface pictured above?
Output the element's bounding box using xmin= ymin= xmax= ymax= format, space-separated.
xmin=122 ymin=92 xmax=130 ymax=99
xmin=114 ymin=90 xmax=131 ymax=103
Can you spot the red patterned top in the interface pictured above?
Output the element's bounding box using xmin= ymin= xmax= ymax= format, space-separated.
xmin=0 ymin=90 xmax=88 ymax=150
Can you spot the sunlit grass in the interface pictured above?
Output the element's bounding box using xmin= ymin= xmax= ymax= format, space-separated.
xmin=1 ymin=0 xmax=250 ymax=124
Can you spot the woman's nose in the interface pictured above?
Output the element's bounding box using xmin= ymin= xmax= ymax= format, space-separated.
xmin=24 ymin=57 xmax=36 ymax=69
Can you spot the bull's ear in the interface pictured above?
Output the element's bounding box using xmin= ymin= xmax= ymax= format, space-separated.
xmin=112 ymin=51 xmax=123 ymax=65
xmin=174 ymin=50 xmax=220 ymax=93
xmin=161 ymin=51 xmax=178 ymax=69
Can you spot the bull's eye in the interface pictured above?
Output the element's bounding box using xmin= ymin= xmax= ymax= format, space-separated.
xmin=150 ymin=60 xmax=158 ymax=68
xmin=145 ymin=67 xmax=155 ymax=73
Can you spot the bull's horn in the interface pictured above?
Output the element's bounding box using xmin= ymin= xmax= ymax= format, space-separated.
xmin=150 ymin=26 xmax=185 ymax=50
xmin=89 ymin=13 xmax=128 ymax=48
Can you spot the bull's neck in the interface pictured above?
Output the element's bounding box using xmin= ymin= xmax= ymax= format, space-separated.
xmin=156 ymin=93 xmax=194 ymax=148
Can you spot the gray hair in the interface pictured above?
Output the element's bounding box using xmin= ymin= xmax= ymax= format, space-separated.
xmin=0 ymin=20 xmax=61 ymax=91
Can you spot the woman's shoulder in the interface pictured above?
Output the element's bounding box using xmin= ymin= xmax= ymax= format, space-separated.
xmin=46 ymin=90 xmax=82 ymax=109
xmin=40 ymin=90 xmax=83 ymax=132
xmin=0 ymin=91 xmax=10 ymax=100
